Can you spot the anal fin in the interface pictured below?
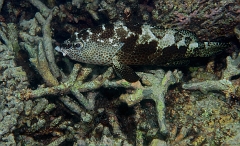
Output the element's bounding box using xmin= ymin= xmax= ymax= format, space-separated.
xmin=112 ymin=56 xmax=140 ymax=82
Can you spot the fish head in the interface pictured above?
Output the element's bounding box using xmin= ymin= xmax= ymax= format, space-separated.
xmin=55 ymin=32 xmax=85 ymax=57
xmin=55 ymin=30 xmax=123 ymax=65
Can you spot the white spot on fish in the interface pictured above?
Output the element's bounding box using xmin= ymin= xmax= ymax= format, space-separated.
xmin=74 ymin=32 xmax=79 ymax=39
xmin=189 ymin=42 xmax=198 ymax=50
xmin=87 ymin=29 xmax=93 ymax=35
xmin=102 ymin=24 xmax=106 ymax=31
xmin=109 ymin=38 xmax=114 ymax=43
xmin=122 ymin=25 xmax=128 ymax=32
xmin=125 ymin=31 xmax=135 ymax=39
xmin=176 ymin=39 xmax=186 ymax=49
xmin=112 ymin=43 xmax=119 ymax=47
xmin=137 ymin=25 xmax=157 ymax=44
xmin=97 ymin=39 xmax=105 ymax=43
xmin=158 ymin=31 xmax=176 ymax=49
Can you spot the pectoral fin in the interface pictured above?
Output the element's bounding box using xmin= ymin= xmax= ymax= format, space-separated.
xmin=112 ymin=56 xmax=139 ymax=82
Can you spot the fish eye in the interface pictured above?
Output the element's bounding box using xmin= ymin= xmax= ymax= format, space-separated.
xmin=74 ymin=41 xmax=84 ymax=50
xmin=75 ymin=43 xmax=81 ymax=48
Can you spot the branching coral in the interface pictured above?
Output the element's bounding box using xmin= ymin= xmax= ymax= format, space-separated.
xmin=182 ymin=52 xmax=240 ymax=98
xmin=0 ymin=23 xmax=20 ymax=53
xmin=119 ymin=70 xmax=183 ymax=134
xmin=0 ymin=24 xmax=28 ymax=145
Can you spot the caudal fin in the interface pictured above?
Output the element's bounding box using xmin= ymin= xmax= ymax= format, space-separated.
xmin=197 ymin=41 xmax=230 ymax=57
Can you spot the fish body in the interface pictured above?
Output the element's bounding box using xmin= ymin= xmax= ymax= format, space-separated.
xmin=55 ymin=22 xmax=230 ymax=82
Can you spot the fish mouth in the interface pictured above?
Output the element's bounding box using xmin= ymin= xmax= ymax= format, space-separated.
xmin=55 ymin=46 xmax=68 ymax=56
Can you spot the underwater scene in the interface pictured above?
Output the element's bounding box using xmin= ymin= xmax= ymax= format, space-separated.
xmin=0 ymin=0 xmax=240 ymax=145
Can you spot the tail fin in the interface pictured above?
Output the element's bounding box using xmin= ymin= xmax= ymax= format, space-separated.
xmin=197 ymin=41 xmax=230 ymax=57
xmin=206 ymin=41 xmax=230 ymax=49
xmin=211 ymin=35 xmax=240 ymax=53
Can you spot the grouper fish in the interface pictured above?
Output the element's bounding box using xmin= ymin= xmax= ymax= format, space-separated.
xmin=55 ymin=22 xmax=230 ymax=82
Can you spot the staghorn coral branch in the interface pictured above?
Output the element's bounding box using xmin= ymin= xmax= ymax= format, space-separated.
xmin=35 ymin=11 xmax=61 ymax=79
xmin=182 ymin=79 xmax=234 ymax=95
xmin=28 ymin=0 xmax=51 ymax=18
xmin=0 ymin=0 xmax=3 ymax=12
xmin=74 ymin=67 xmax=114 ymax=92
xmin=106 ymin=110 xmax=126 ymax=139
xmin=119 ymin=69 xmax=183 ymax=135
xmin=71 ymin=90 xmax=92 ymax=110
xmin=19 ymin=64 xmax=80 ymax=99
xmin=19 ymin=32 xmax=42 ymax=44
xmin=0 ymin=23 xmax=19 ymax=52
xmin=19 ymin=66 xmax=113 ymax=103
xmin=183 ymin=53 xmax=240 ymax=98
xmin=222 ymin=56 xmax=240 ymax=80
xmin=103 ymin=79 xmax=139 ymax=89
xmin=30 ymin=41 xmax=59 ymax=87
xmin=58 ymin=95 xmax=84 ymax=116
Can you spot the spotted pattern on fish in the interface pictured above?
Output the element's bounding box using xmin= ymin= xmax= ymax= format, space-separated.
xmin=55 ymin=22 xmax=230 ymax=82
